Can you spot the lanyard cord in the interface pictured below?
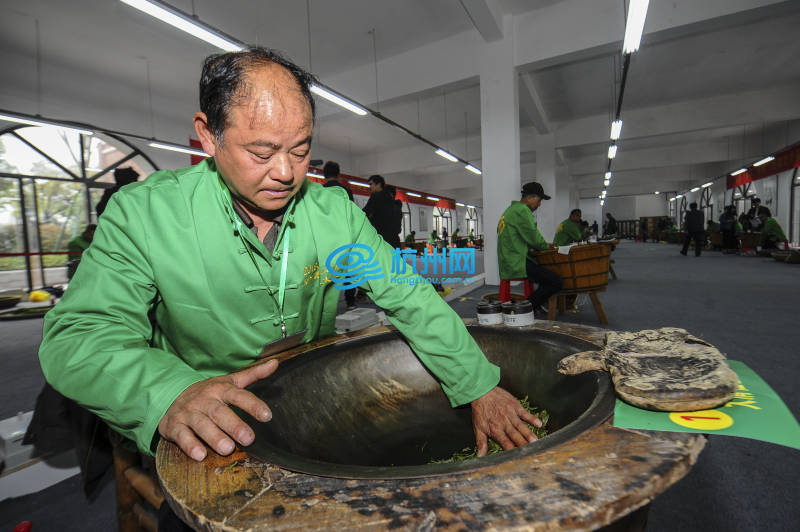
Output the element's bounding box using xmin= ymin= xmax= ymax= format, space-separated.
xmin=219 ymin=176 xmax=292 ymax=338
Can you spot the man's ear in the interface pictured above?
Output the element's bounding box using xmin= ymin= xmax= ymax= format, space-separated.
xmin=193 ymin=112 xmax=217 ymax=157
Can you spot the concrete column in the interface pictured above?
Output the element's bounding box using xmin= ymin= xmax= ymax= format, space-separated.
xmin=479 ymin=16 xmax=519 ymax=285
xmin=534 ymin=133 xmax=556 ymax=240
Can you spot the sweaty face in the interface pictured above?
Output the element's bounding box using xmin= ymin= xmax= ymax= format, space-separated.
xmin=206 ymin=65 xmax=313 ymax=213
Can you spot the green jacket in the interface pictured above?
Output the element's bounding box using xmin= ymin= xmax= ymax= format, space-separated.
xmin=67 ymin=235 xmax=91 ymax=261
xmin=497 ymin=201 xmax=549 ymax=279
xmin=39 ymin=159 xmax=499 ymax=455
xmin=762 ymin=218 xmax=786 ymax=244
xmin=553 ymin=218 xmax=584 ymax=247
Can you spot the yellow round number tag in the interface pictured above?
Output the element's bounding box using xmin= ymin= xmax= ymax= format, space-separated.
xmin=668 ymin=409 xmax=733 ymax=431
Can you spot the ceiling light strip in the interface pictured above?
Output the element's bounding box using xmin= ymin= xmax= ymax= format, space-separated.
xmin=0 ymin=111 xmax=94 ymax=136
xmin=622 ymin=0 xmax=650 ymax=54
xmin=119 ymin=0 xmax=243 ymax=52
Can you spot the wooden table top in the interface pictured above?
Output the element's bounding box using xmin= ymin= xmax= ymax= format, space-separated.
xmin=157 ymin=321 xmax=706 ymax=531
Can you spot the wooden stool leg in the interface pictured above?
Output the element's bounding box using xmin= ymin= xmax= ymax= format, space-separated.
xmin=547 ymin=295 xmax=558 ymax=321
xmin=609 ymin=264 xmax=618 ymax=280
xmin=558 ymin=295 xmax=566 ymax=313
xmin=588 ymin=291 xmax=608 ymax=324
xmin=113 ymin=444 xmax=143 ymax=532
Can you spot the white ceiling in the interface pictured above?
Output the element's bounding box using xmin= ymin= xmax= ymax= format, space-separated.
xmin=2 ymin=0 xmax=800 ymax=206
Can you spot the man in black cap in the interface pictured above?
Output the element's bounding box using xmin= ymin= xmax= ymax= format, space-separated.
xmin=747 ymin=197 xmax=762 ymax=232
xmin=96 ymin=167 xmax=139 ymax=217
xmin=497 ymin=182 xmax=562 ymax=316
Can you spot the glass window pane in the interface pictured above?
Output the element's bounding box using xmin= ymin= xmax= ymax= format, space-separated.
xmin=0 ymin=132 xmax=72 ymax=179
xmin=0 ymin=179 xmax=26 ymax=285
xmin=15 ymin=127 xmax=82 ymax=177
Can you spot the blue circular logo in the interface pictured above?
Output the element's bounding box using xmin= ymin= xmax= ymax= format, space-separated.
xmin=325 ymin=244 xmax=384 ymax=290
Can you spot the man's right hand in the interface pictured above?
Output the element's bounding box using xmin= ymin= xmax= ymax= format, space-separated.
xmin=158 ymin=359 xmax=279 ymax=461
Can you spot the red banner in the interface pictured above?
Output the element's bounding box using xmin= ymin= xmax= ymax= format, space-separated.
xmin=726 ymin=143 xmax=800 ymax=189
xmin=306 ymin=167 xmax=457 ymax=210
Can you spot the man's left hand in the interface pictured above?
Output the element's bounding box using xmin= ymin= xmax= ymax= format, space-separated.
xmin=470 ymin=387 xmax=542 ymax=457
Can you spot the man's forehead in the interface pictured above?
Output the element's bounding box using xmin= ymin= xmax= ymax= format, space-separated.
xmin=231 ymin=64 xmax=311 ymax=122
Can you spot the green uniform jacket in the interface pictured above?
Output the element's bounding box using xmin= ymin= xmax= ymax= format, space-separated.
xmin=67 ymin=235 xmax=90 ymax=261
xmin=762 ymin=218 xmax=786 ymax=244
xmin=553 ymin=218 xmax=584 ymax=247
xmin=39 ymin=159 xmax=499 ymax=455
xmin=497 ymin=201 xmax=550 ymax=279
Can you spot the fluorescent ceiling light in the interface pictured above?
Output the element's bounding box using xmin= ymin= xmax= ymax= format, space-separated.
xmin=427 ymin=196 xmax=440 ymax=201
xmin=753 ymin=156 xmax=775 ymax=167
xmin=608 ymin=145 xmax=618 ymax=159
xmin=654 ymin=191 xmax=660 ymax=195
xmin=603 ymin=179 xmax=610 ymax=186
xmin=600 ymin=200 xmax=605 ymax=206
xmin=734 ymin=190 xmax=742 ymax=196
xmin=690 ymin=187 xmax=700 ymax=192
xmin=701 ymin=182 xmax=713 ymax=188
xmin=306 ymin=171 xmax=322 ymax=178
xmin=467 ymin=205 xmax=475 ymax=209
xmin=730 ymin=168 xmax=747 ymax=176
xmin=465 ymin=164 xmax=482 ymax=175
xmin=0 ymin=111 xmax=94 ymax=136
xmin=435 ymin=148 xmax=458 ymax=162
xmin=349 ymin=180 xmax=370 ymax=187
xmin=669 ymin=197 xmax=676 ymax=202
xmin=119 ymin=0 xmax=243 ymax=52
xmin=610 ymin=120 xmax=623 ymax=140
xmin=675 ymin=194 xmax=683 ymax=199
xmin=310 ymin=84 xmax=368 ymax=116
xmin=456 ymin=202 xmax=465 ymax=207
xmin=622 ymin=0 xmax=650 ymax=54
xmin=601 ymin=190 xmax=607 ymax=197
xmin=149 ymin=141 xmax=209 ymax=156
xmin=605 ymin=171 xmax=612 ymax=179
xmin=406 ymin=192 xmax=421 ymax=198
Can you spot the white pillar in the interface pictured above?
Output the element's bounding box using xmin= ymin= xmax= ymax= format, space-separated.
xmin=479 ymin=16 xmax=519 ymax=286
xmin=534 ymin=133 xmax=556 ymax=240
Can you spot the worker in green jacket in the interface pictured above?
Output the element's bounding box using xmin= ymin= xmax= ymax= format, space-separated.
xmin=553 ymin=209 xmax=586 ymax=246
xmin=39 ymin=47 xmax=540 ymax=463
xmin=497 ymin=182 xmax=562 ymax=315
xmin=758 ymin=207 xmax=787 ymax=249
xmin=65 ymin=224 xmax=96 ymax=280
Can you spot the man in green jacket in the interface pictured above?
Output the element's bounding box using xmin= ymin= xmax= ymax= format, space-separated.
xmin=758 ymin=207 xmax=787 ymax=249
xmin=39 ymin=47 xmax=540 ymax=464
xmin=553 ymin=209 xmax=586 ymax=246
xmin=497 ymin=182 xmax=562 ymax=314
xmin=65 ymin=224 xmax=96 ymax=280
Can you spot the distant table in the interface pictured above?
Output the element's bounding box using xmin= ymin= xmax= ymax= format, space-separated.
xmin=157 ymin=321 xmax=705 ymax=531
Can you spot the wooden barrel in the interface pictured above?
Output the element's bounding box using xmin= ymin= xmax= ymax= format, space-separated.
xmin=534 ymin=243 xmax=611 ymax=291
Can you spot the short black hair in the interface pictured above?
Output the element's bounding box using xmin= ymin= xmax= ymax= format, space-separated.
xmin=368 ymin=174 xmax=385 ymax=186
xmin=323 ymin=161 xmax=340 ymax=179
xmin=758 ymin=206 xmax=771 ymax=217
xmin=385 ymin=185 xmax=397 ymax=198
xmin=570 ymin=209 xmax=581 ymax=217
xmin=690 ymin=202 xmax=698 ymax=209
xmin=199 ymin=46 xmax=317 ymax=142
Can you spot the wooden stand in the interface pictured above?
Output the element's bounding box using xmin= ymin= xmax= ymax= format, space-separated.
xmin=112 ymin=435 xmax=164 ymax=532
xmin=156 ymin=321 xmax=705 ymax=531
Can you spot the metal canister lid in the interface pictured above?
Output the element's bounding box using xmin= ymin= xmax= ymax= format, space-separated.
xmin=512 ymin=300 xmax=533 ymax=314
xmin=476 ymin=301 xmax=503 ymax=314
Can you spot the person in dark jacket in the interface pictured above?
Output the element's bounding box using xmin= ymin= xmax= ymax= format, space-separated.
xmin=321 ymin=160 xmax=354 ymax=201
xmin=96 ymin=167 xmax=139 ymax=216
xmin=322 ymin=161 xmax=356 ymax=309
xmin=364 ymin=174 xmax=397 ymax=245
xmin=384 ymin=185 xmax=403 ymax=249
xmin=603 ymin=213 xmax=617 ymax=237
xmin=681 ymin=202 xmax=705 ymax=256
xmin=719 ymin=205 xmax=737 ymax=252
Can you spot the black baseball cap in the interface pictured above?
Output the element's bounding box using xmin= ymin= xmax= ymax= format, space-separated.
xmin=521 ymin=182 xmax=551 ymax=200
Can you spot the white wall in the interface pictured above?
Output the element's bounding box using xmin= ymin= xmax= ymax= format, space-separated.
xmin=579 ymin=199 xmax=603 ymax=230
xmin=635 ymin=194 xmax=668 ymax=217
